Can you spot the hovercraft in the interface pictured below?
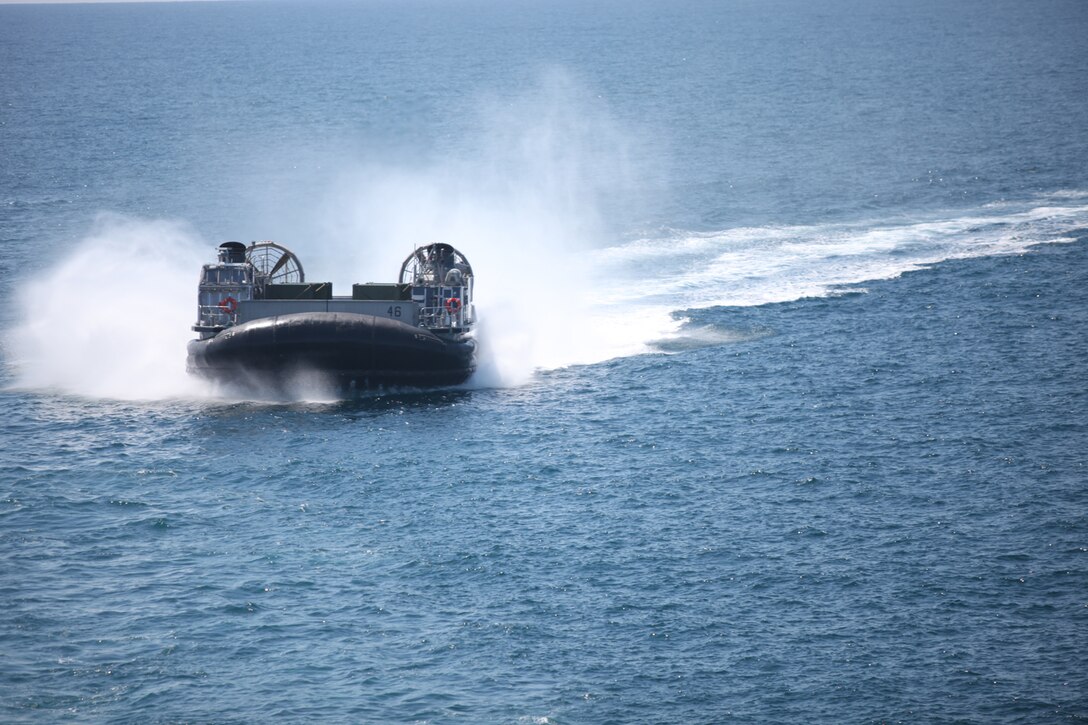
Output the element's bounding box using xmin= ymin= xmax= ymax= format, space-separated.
xmin=186 ymin=241 xmax=477 ymax=390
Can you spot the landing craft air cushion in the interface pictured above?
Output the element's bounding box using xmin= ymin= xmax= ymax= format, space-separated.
xmin=186 ymin=241 xmax=477 ymax=390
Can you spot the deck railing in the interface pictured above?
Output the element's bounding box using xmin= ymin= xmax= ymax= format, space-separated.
xmin=197 ymin=303 xmax=239 ymax=328
xmin=418 ymin=303 xmax=471 ymax=330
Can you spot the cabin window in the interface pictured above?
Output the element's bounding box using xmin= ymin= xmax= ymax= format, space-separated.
xmin=202 ymin=266 xmax=250 ymax=286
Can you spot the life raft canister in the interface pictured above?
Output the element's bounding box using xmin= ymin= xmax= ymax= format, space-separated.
xmin=218 ymin=296 xmax=238 ymax=314
xmin=445 ymin=297 xmax=462 ymax=314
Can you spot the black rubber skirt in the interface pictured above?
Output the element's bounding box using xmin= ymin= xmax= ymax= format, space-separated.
xmin=187 ymin=312 xmax=477 ymax=389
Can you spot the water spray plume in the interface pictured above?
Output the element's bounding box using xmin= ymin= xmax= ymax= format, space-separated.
xmin=314 ymin=71 xmax=674 ymax=386
xmin=6 ymin=214 xmax=211 ymax=401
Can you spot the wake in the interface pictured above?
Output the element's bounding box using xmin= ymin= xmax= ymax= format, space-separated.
xmin=5 ymin=195 xmax=1085 ymax=401
xmin=593 ymin=195 xmax=1088 ymax=312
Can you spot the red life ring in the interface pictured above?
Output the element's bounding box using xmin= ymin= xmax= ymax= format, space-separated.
xmin=218 ymin=296 xmax=238 ymax=314
xmin=445 ymin=297 xmax=462 ymax=314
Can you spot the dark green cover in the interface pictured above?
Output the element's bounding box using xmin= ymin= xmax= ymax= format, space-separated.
xmin=264 ymin=283 xmax=333 ymax=300
xmin=352 ymin=283 xmax=411 ymax=301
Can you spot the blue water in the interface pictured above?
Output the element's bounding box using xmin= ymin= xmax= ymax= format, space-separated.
xmin=2 ymin=0 xmax=1087 ymax=722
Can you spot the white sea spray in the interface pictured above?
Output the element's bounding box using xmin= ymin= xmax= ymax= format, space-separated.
xmin=6 ymin=214 xmax=212 ymax=401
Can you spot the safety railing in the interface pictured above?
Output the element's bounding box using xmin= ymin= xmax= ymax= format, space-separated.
xmin=418 ymin=302 xmax=471 ymax=330
xmin=195 ymin=281 xmax=251 ymax=329
xmin=196 ymin=300 xmax=240 ymax=328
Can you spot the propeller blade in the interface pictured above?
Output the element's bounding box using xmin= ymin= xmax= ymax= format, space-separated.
xmin=269 ymin=253 xmax=290 ymax=277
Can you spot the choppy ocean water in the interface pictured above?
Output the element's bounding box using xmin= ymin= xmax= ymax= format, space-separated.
xmin=1 ymin=0 xmax=1087 ymax=722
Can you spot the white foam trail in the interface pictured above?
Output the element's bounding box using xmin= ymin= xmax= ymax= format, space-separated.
xmin=594 ymin=199 xmax=1088 ymax=313
xmin=5 ymin=214 xmax=212 ymax=400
